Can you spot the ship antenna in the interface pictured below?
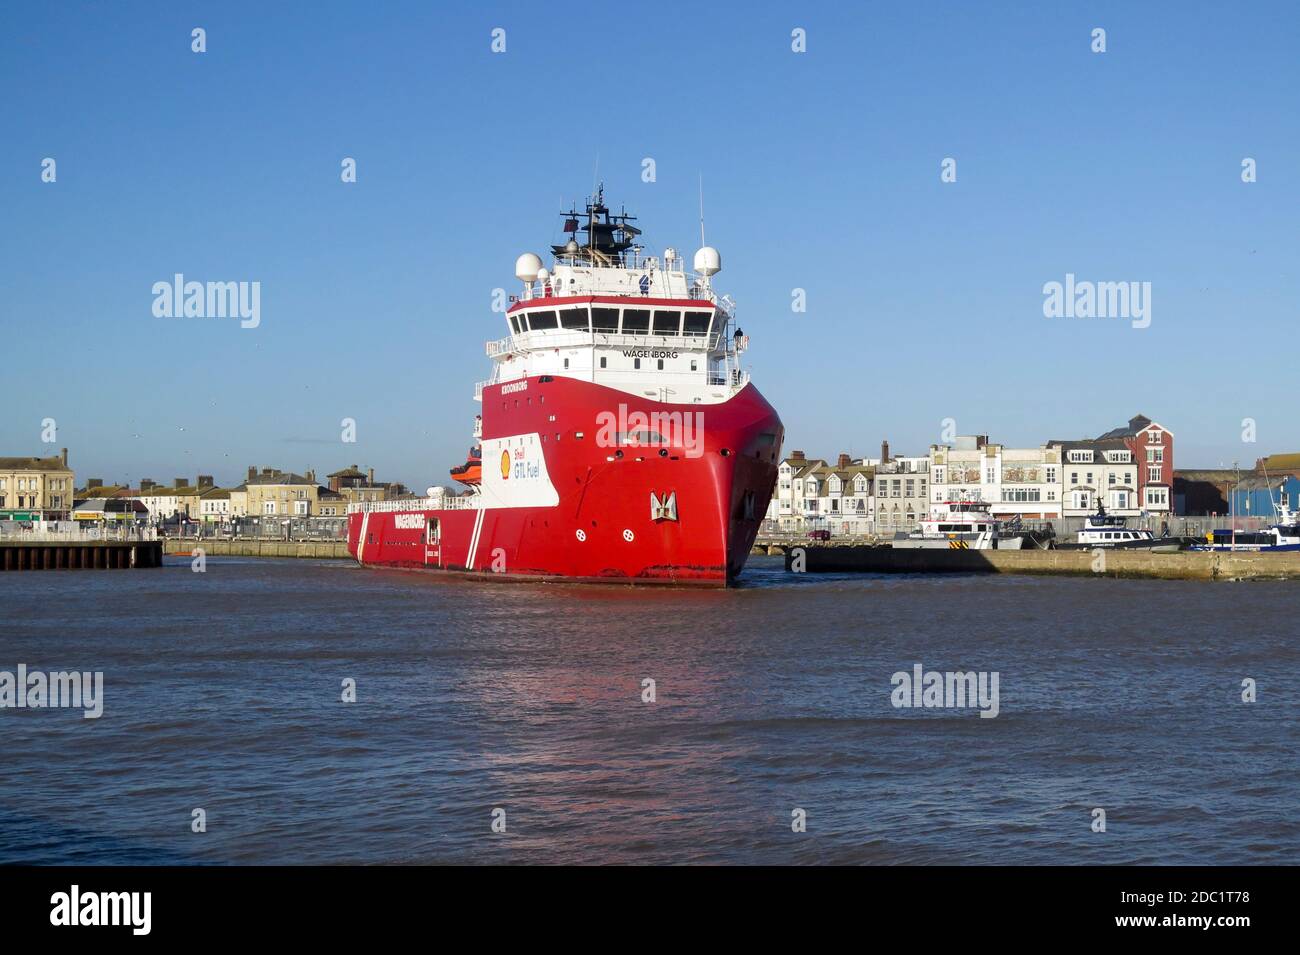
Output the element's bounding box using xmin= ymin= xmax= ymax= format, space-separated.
xmin=698 ymin=173 xmax=706 ymax=247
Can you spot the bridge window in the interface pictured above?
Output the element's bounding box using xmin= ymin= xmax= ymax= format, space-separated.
xmin=509 ymin=315 xmax=523 ymax=334
xmin=592 ymin=307 xmax=619 ymax=333
xmin=652 ymin=310 xmax=682 ymax=336
xmin=527 ymin=310 xmax=558 ymax=330
xmin=621 ymin=309 xmax=650 ymax=334
xmin=683 ymin=311 xmax=712 ymax=337
xmin=559 ymin=307 xmax=589 ymax=330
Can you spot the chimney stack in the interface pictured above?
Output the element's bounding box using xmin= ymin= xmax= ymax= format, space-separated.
xmin=837 ymin=453 xmax=851 ymax=469
xmin=305 ymin=469 xmax=316 ymax=484
xmin=367 ymin=467 xmax=375 ymax=485
xmin=881 ymin=439 xmax=890 ymax=463
xmin=60 ymin=447 xmax=68 ymax=467
xmin=88 ymin=478 xmax=103 ymax=489
xmin=141 ymin=479 xmax=155 ymax=492
xmin=791 ymin=450 xmax=806 ymax=462
xmin=174 ymin=477 xmax=188 ymax=488
xmin=248 ymin=466 xmax=257 ymax=481
xmin=197 ymin=474 xmax=214 ymax=489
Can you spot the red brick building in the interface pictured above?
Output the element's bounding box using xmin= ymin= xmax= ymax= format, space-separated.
xmin=1097 ymin=414 xmax=1173 ymax=514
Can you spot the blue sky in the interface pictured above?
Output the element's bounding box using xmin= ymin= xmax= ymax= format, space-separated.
xmin=2 ymin=1 xmax=1296 ymax=489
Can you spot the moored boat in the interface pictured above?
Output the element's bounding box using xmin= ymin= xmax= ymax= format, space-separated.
xmin=346 ymin=187 xmax=783 ymax=586
xmin=891 ymin=500 xmax=1024 ymax=550
xmin=1055 ymin=503 xmax=1190 ymax=552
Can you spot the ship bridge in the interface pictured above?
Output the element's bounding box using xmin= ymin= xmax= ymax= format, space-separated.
xmin=479 ymin=187 xmax=750 ymax=406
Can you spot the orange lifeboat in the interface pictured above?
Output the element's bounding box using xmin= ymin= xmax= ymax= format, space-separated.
xmin=450 ymin=446 xmax=482 ymax=486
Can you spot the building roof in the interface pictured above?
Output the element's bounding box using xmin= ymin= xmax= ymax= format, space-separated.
xmin=0 ymin=455 xmax=70 ymax=472
xmin=1257 ymin=452 xmax=1300 ymax=473
xmin=245 ymin=471 xmax=315 ymax=486
xmin=138 ymin=484 xmax=203 ymax=497
xmin=1051 ymin=437 xmax=1131 ymax=454
xmin=800 ymin=462 xmax=876 ymax=495
xmin=1096 ymin=414 xmax=1158 ymax=440
xmin=327 ymin=465 xmax=367 ymax=479
xmin=200 ymin=487 xmax=231 ymax=500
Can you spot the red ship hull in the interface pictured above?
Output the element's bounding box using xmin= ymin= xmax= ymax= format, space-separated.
xmin=347 ymin=376 xmax=783 ymax=586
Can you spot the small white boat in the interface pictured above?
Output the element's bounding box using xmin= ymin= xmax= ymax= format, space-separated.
xmin=891 ymin=500 xmax=1023 ymax=550
xmin=1057 ymin=504 xmax=1186 ymax=553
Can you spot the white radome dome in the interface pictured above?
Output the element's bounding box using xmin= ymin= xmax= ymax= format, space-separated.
xmin=536 ymin=267 xmax=549 ymax=282
xmin=694 ymin=246 xmax=721 ymax=276
xmin=515 ymin=252 xmax=543 ymax=283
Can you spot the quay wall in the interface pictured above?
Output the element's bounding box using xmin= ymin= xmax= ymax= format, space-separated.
xmin=785 ymin=546 xmax=1300 ymax=581
xmin=162 ymin=539 xmax=351 ymax=560
xmin=0 ymin=541 xmax=164 ymax=571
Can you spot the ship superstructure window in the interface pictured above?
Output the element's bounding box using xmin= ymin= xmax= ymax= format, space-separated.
xmin=592 ymin=307 xmax=619 ymax=333
xmin=683 ymin=311 xmax=712 ymax=337
xmin=528 ymin=310 xmax=558 ymax=330
xmin=621 ymin=309 xmax=650 ymax=334
xmin=599 ymin=356 xmax=607 ymax=368
xmin=510 ymin=315 xmax=523 ymax=334
xmin=559 ymin=307 xmax=589 ymax=330
xmin=652 ymin=310 xmax=682 ymax=336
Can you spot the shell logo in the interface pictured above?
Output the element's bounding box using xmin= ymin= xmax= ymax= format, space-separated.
xmin=500 ymin=449 xmax=511 ymax=480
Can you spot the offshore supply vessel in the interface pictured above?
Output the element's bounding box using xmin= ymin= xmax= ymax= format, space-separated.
xmin=347 ymin=188 xmax=783 ymax=585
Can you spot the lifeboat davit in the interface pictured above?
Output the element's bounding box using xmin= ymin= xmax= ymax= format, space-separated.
xmin=450 ymin=447 xmax=482 ymax=486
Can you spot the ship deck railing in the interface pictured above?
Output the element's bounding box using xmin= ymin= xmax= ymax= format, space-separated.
xmin=348 ymin=496 xmax=482 ymax=515
xmin=487 ymin=329 xmax=725 ymax=358
xmin=517 ymin=279 xmax=735 ymax=313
